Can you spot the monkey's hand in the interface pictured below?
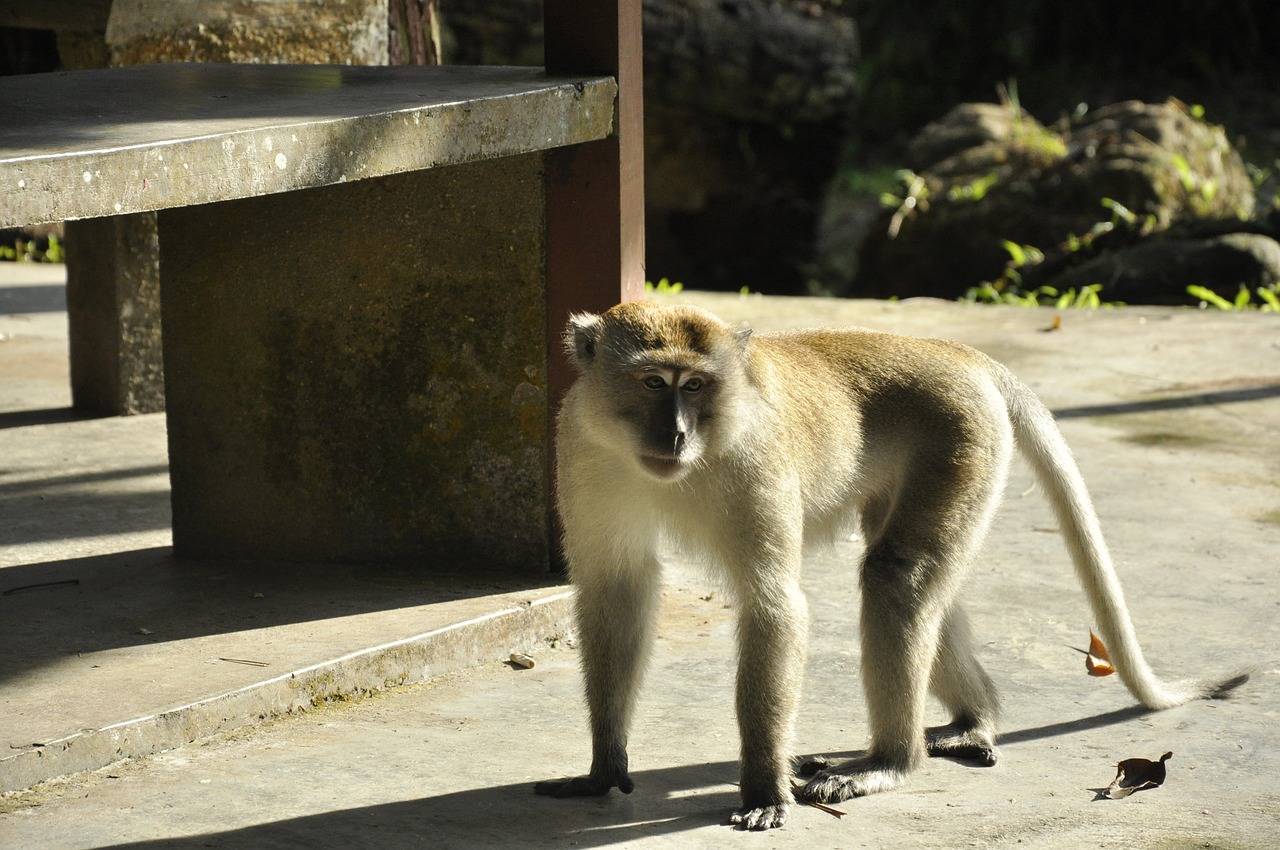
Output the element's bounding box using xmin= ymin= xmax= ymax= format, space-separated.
xmin=729 ymin=801 xmax=791 ymax=831
xmin=533 ymin=770 xmax=634 ymax=798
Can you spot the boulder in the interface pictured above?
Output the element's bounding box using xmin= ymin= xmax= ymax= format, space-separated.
xmin=1031 ymin=225 xmax=1280 ymax=306
xmin=849 ymin=99 xmax=1256 ymax=300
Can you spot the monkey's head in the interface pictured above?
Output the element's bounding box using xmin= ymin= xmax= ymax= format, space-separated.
xmin=564 ymin=302 xmax=753 ymax=482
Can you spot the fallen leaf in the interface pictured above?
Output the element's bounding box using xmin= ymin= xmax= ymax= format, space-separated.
xmin=1085 ymin=631 xmax=1115 ymax=677
xmin=1104 ymin=751 xmax=1172 ymax=799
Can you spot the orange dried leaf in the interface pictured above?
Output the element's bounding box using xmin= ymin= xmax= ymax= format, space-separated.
xmin=1103 ymin=751 xmax=1172 ymax=799
xmin=1085 ymin=630 xmax=1115 ymax=677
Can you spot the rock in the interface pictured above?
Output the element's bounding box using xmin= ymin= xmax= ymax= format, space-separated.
xmin=904 ymin=102 xmax=1039 ymax=172
xmin=848 ymin=99 xmax=1256 ymax=300
xmin=1043 ymin=231 xmax=1280 ymax=306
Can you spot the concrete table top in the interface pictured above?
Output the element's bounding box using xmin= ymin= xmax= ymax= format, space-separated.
xmin=0 ymin=63 xmax=617 ymax=227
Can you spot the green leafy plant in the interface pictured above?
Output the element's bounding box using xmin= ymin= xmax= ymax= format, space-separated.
xmin=0 ymin=233 xmax=62 ymax=263
xmin=1244 ymin=159 xmax=1279 ymax=210
xmin=999 ymin=79 xmax=1068 ymax=163
xmin=963 ymin=282 xmax=1110 ymax=308
xmin=1169 ymin=153 xmax=1220 ymax=213
xmin=947 ymin=172 xmax=998 ymax=203
xmin=1187 ymin=283 xmax=1280 ymax=312
xmin=963 ymin=282 xmax=1045 ymax=306
xmin=962 ymin=239 xmax=1045 ymax=303
xmin=964 ymin=238 xmax=1120 ymax=308
xmin=645 ymin=277 xmax=684 ymax=295
xmin=999 ymin=239 xmax=1043 ymax=269
xmin=880 ymin=169 xmax=930 ymax=238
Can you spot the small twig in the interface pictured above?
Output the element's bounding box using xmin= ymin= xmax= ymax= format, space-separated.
xmin=887 ymin=173 xmax=928 ymax=238
xmin=805 ymin=800 xmax=846 ymax=818
xmin=790 ymin=782 xmax=847 ymax=818
xmin=3 ymin=579 xmax=80 ymax=596
xmin=218 ymin=657 xmax=269 ymax=667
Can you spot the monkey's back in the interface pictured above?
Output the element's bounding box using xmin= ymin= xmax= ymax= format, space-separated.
xmin=745 ymin=328 xmax=1014 ymax=527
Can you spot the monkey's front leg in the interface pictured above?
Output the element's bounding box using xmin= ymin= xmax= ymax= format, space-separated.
xmin=728 ymin=579 xmax=810 ymax=830
xmin=535 ymin=562 xmax=660 ymax=799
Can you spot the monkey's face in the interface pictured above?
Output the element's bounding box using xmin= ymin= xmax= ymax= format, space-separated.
xmin=564 ymin=303 xmax=750 ymax=483
xmin=616 ymin=361 xmax=716 ymax=480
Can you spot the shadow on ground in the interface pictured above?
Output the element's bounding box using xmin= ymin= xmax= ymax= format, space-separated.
xmin=0 ymin=547 xmax=559 ymax=689
xmin=95 ymin=761 xmax=739 ymax=850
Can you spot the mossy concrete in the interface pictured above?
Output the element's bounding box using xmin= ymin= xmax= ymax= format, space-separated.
xmin=106 ymin=0 xmax=388 ymax=67
xmin=159 ymin=153 xmax=552 ymax=568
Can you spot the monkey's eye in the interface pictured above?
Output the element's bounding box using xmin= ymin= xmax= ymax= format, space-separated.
xmin=681 ymin=377 xmax=704 ymax=393
xmin=642 ymin=375 xmax=667 ymax=390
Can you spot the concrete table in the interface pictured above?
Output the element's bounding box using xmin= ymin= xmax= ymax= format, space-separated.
xmin=0 ymin=52 xmax=639 ymax=570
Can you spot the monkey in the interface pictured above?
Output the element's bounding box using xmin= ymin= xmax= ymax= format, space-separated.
xmin=533 ymin=301 xmax=1248 ymax=831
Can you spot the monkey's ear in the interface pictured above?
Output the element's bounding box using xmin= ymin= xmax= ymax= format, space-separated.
xmin=565 ymin=312 xmax=603 ymax=370
xmin=734 ymin=326 xmax=753 ymax=353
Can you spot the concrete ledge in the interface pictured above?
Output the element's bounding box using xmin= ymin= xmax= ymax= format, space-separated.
xmin=0 ymin=64 xmax=616 ymax=226
xmin=0 ymin=587 xmax=572 ymax=793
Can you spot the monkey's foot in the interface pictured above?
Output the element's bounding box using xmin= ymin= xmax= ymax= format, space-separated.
xmin=729 ymin=801 xmax=791 ymax=831
xmin=798 ymin=756 xmax=910 ymax=802
xmin=533 ymin=771 xmax=633 ymax=797
xmin=925 ymin=722 xmax=999 ymax=766
xmin=797 ymin=755 xmax=832 ymax=776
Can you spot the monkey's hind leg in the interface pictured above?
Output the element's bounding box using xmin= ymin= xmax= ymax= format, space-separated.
xmin=801 ymin=544 xmax=950 ymax=803
xmin=925 ymin=606 xmax=1000 ymax=766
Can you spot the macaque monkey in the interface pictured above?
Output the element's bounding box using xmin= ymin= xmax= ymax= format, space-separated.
xmin=535 ymin=301 xmax=1246 ymax=830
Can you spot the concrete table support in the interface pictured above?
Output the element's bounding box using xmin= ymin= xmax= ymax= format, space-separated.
xmin=160 ymin=155 xmax=551 ymax=565
xmin=64 ymin=213 xmax=165 ymax=414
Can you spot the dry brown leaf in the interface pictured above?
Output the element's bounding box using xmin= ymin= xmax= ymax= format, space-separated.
xmin=1085 ymin=630 xmax=1116 ymax=677
xmin=1103 ymin=751 xmax=1172 ymax=799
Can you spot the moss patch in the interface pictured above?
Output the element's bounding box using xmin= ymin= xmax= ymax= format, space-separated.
xmin=1121 ymin=430 xmax=1214 ymax=448
xmin=1257 ymin=508 xmax=1280 ymax=526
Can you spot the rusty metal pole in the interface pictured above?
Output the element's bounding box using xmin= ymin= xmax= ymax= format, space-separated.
xmin=543 ymin=0 xmax=645 ymax=569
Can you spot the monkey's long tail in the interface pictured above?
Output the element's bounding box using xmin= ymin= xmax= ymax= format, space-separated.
xmin=994 ymin=367 xmax=1248 ymax=710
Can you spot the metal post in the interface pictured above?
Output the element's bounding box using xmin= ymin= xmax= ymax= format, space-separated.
xmin=543 ymin=0 xmax=645 ymax=568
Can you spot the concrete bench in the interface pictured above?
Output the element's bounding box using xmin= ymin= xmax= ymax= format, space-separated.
xmin=0 ymin=2 xmax=645 ymax=572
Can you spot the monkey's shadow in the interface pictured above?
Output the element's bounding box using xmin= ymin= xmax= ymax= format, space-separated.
xmin=91 ymin=707 xmax=1153 ymax=849
xmin=94 ymin=761 xmax=741 ymax=849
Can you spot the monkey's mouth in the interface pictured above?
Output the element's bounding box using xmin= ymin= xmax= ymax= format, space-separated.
xmin=640 ymin=453 xmax=685 ymax=478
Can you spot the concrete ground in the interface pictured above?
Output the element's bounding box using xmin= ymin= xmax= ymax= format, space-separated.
xmin=1 ymin=263 xmax=1277 ymax=848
